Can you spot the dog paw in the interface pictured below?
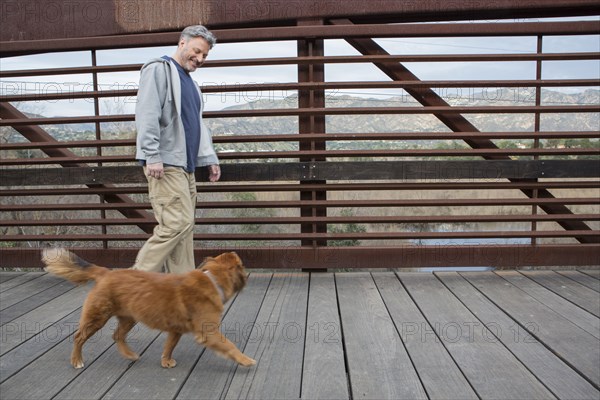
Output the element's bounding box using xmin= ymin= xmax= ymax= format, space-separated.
xmin=238 ymin=356 xmax=256 ymax=367
xmin=161 ymin=358 xmax=177 ymax=368
xmin=71 ymin=360 xmax=84 ymax=369
xmin=123 ymin=352 xmax=140 ymax=361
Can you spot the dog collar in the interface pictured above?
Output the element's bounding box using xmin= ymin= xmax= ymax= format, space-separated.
xmin=203 ymin=270 xmax=225 ymax=303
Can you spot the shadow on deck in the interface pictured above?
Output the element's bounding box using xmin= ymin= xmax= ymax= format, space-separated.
xmin=1 ymin=269 xmax=599 ymax=400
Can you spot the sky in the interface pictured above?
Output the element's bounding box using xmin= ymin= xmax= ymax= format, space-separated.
xmin=1 ymin=16 xmax=599 ymax=117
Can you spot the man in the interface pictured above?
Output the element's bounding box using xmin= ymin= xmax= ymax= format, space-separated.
xmin=134 ymin=25 xmax=220 ymax=273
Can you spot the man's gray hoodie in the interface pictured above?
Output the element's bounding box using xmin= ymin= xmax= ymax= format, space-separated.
xmin=135 ymin=57 xmax=218 ymax=169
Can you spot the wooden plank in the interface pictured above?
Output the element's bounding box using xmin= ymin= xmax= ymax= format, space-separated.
xmin=336 ymin=272 xmax=427 ymax=399
xmin=0 ymin=272 xmax=45 ymax=292
xmin=0 ymin=273 xmax=64 ymax=310
xmin=580 ymin=269 xmax=600 ymax=279
xmin=103 ymin=333 xmax=200 ymax=400
xmin=0 ymin=317 xmax=120 ymax=400
xmin=372 ymin=272 xmax=477 ymax=400
xmin=0 ymin=280 xmax=76 ymax=326
xmin=225 ymin=273 xmax=309 ymax=400
xmin=176 ymin=273 xmax=272 ymax=400
xmin=0 ymin=283 xmax=90 ymax=356
xmin=498 ymin=271 xmax=600 ymax=339
xmin=464 ymin=272 xmax=600 ymax=387
xmin=99 ymin=330 xmax=201 ymax=400
xmin=0 ymin=272 xmax=24 ymax=283
xmin=55 ymin=323 xmax=161 ymax=400
xmin=301 ymin=273 xmax=349 ymax=400
xmin=520 ymin=271 xmax=600 ymax=317
xmin=0 ymin=309 xmax=81 ymax=384
xmin=557 ymin=270 xmax=600 ymax=292
xmin=103 ymin=274 xmax=270 ymax=400
xmin=399 ymin=272 xmax=555 ymax=399
xmin=438 ymin=271 xmax=599 ymax=400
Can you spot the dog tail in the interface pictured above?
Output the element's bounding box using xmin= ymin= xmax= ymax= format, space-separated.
xmin=42 ymin=248 xmax=108 ymax=284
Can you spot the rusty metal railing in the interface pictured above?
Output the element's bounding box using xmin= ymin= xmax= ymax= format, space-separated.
xmin=1 ymin=14 xmax=599 ymax=269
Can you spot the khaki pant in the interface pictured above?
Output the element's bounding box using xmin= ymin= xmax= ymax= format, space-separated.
xmin=133 ymin=167 xmax=197 ymax=273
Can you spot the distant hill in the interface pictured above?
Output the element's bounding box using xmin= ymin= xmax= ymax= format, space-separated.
xmin=208 ymin=88 xmax=599 ymax=135
xmin=4 ymin=89 xmax=598 ymax=149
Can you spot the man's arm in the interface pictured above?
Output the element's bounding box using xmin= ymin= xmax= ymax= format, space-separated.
xmin=136 ymin=63 xmax=167 ymax=178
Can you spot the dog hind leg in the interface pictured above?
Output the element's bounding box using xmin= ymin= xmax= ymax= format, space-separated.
xmin=161 ymin=332 xmax=182 ymax=368
xmin=71 ymin=314 xmax=110 ymax=369
xmin=113 ymin=316 xmax=139 ymax=361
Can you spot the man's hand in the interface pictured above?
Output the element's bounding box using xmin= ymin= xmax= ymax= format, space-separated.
xmin=208 ymin=164 xmax=221 ymax=182
xmin=146 ymin=162 xmax=164 ymax=179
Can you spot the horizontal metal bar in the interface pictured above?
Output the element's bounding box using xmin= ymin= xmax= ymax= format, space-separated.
xmin=0 ymin=218 xmax=153 ymax=227
xmin=0 ymin=114 xmax=134 ymax=127
xmin=211 ymin=131 xmax=600 ymax=143
xmin=3 ymin=104 xmax=598 ymax=126
xmin=2 ymin=244 xmax=598 ymax=269
xmin=2 ymin=131 xmax=598 ymax=151
xmin=0 ymin=156 xmax=135 ymax=166
xmin=202 ymin=79 xmax=600 ymax=92
xmin=2 ymin=161 xmax=599 ymax=186
xmin=282 ymin=51 xmax=599 ymax=65
xmin=202 ymin=52 xmax=600 ymax=68
xmin=2 ymin=230 xmax=598 ymax=242
xmin=1 ymin=198 xmax=597 ymax=213
xmin=2 ymin=214 xmax=598 ymax=227
xmin=1 ymin=180 xmax=598 ymax=198
xmin=211 ymin=20 xmax=600 ymax=42
xmin=1 ymin=53 xmax=598 ymax=80
xmin=2 ymin=78 xmax=599 ymax=103
xmin=0 ymin=64 xmax=142 ymax=78
xmin=206 ymin=105 xmax=600 ymax=118
xmin=2 ymin=20 xmax=599 ymax=57
xmin=3 ymin=148 xmax=599 ymax=166
xmin=4 ymin=55 xmax=600 ymax=79
xmin=0 ymin=139 xmax=135 ymax=150
xmin=0 ymin=90 xmax=137 ymax=103
xmin=215 ymin=148 xmax=600 ymax=160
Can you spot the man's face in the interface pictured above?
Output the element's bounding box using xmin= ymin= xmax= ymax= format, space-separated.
xmin=174 ymin=36 xmax=210 ymax=73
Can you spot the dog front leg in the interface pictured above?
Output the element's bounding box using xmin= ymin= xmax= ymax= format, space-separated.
xmin=195 ymin=331 xmax=256 ymax=367
xmin=113 ymin=316 xmax=139 ymax=361
xmin=161 ymin=331 xmax=182 ymax=368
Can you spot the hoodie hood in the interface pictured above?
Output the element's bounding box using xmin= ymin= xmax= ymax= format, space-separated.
xmin=134 ymin=56 xmax=219 ymax=169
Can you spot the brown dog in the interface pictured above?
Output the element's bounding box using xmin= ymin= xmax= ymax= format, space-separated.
xmin=41 ymin=248 xmax=255 ymax=369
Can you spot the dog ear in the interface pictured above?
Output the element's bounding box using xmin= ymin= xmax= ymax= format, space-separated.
xmin=219 ymin=252 xmax=242 ymax=269
xmin=197 ymin=256 xmax=214 ymax=269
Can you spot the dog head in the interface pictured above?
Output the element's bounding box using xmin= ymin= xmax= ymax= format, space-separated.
xmin=200 ymin=252 xmax=247 ymax=292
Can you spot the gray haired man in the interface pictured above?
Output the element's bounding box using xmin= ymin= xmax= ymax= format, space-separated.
xmin=134 ymin=25 xmax=220 ymax=273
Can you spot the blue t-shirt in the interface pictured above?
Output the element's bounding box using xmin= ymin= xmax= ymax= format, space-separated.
xmin=163 ymin=56 xmax=201 ymax=172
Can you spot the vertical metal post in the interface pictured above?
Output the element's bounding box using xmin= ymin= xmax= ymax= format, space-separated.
xmin=297 ymin=19 xmax=327 ymax=269
xmin=531 ymin=35 xmax=543 ymax=245
xmin=91 ymin=50 xmax=108 ymax=248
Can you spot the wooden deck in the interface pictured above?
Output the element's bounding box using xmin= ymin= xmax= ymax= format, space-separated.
xmin=1 ymin=269 xmax=599 ymax=400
